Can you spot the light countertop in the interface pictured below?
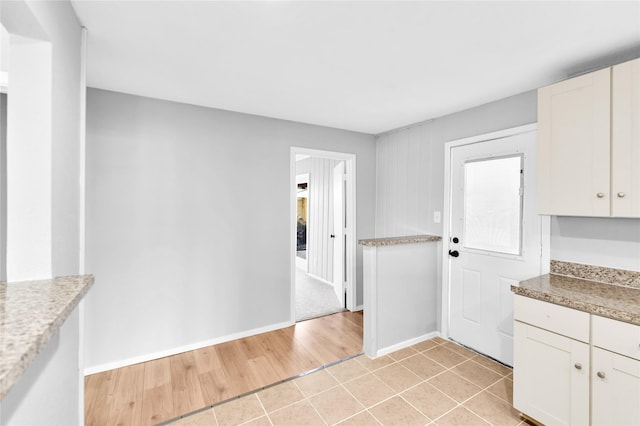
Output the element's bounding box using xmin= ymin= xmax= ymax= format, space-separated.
xmin=358 ymin=234 xmax=442 ymax=247
xmin=0 ymin=275 xmax=94 ymax=400
xmin=512 ymin=261 xmax=640 ymax=326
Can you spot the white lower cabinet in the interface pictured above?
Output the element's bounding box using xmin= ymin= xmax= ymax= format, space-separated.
xmin=592 ymin=347 xmax=640 ymax=426
xmin=514 ymin=321 xmax=589 ymax=426
xmin=514 ymin=295 xmax=640 ymax=426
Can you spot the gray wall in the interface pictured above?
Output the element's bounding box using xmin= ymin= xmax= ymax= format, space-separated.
xmin=84 ymin=89 xmax=376 ymax=370
xmin=375 ymin=90 xmax=640 ymax=272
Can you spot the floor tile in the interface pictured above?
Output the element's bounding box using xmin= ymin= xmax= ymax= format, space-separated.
xmin=214 ymin=394 xmax=264 ymax=426
xmin=373 ymin=363 xmax=423 ymax=392
xmin=240 ymin=416 xmax=271 ymax=426
xmin=401 ymin=354 xmax=447 ymax=380
xmin=309 ymin=385 xmax=365 ymax=424
xmin=344 ymin=373 xmax=396 ymax=407
xmin=171 ymin=409 xmax=217 ymax=426
xmin=428 ymin=371 xmax=482 ymax=403
xmin=423 ymin=346 xmax=467 ymax=368
xmin=412 ymin=340 xmax=440 ymax=352
xmin=435 ymin=406 xmax=489 ymax=425
xmin=369 ymin=396 xmax=429 ymax=426
xmin=336 ymin=410 xmax=381 ymax=426
xmin=451 ymin=360 xmax=503 ymax=389
xmin=464 ymin=390 xmax=521 ymax=426
xmin=388 ymin=346 xmax=419 ymax=361
xmin=328 ymin=358 xmax=370 ymax=382
xmin=268 ymin=400 xmax=325 ymax=426
xmin=356 ymin=355 xmax=395 ymax=372
xmin=402 ymin=382 xmax=457 ymax=420
xmin=257 ymin=381 xmax=304 ymax=413
xmin=471 ymin=354 xmax=512 ymax=376
xmin=486 ymin=377 xmax=514 ymax=404
xmin=430 ymin=337 xmax=448 ymax=345
xmin=440 ymin=342 xmax=477 ymax=359
xmin=294 ymin=369 xmax=339 ymax=397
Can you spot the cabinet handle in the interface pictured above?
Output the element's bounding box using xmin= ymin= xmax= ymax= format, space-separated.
xmin=596 ymin=193 xmax=605 ymax=198
xmin=617 ymin=192 xmax=626 ymax=198
xmin=597 ymin=371 xmax=606 ymax=379
xmin=574 ymin=363 xmax=582 ymax=370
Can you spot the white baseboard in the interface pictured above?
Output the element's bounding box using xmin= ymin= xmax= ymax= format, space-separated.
xmin=352 ymin=305 xmax=363 ymax=312
xmin=374 ymin=331 xmax=441 ymax=358
xmin=84 ymin=320 xmax=293 ymax=376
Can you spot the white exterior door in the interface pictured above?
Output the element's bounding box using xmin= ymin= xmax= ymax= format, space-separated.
xmin=448 ymin=129 xmax=547 ymax=365
xmin=332 ymin=161 xmax=345 ymax=305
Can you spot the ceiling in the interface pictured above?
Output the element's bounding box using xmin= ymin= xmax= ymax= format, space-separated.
xmin=71 ymin=1 xmax=640 ymax=135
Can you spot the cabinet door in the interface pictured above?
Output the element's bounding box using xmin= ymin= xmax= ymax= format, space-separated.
xmin=612 ymin=58 xmax=640 ymax=217
xmin=592 ymin=347 xmax=640 ymax=426
xmin=513 ymin=321 xmax=589 ymax=426
xmin=538 ymin=67 xmax=611 ymax=216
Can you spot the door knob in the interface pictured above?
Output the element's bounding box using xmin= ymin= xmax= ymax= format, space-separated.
xmin=596 ymin=193 xmax=605 ymax=198
xmin=617 ymin=192 xmax=626 ymax=198
xmin=330 ymin=234 xmax=335 ymax=238
xmin=574 ymin=363 xmax=582 ymax=370
xmin=448 ymin=250 xmax=459 ymax=258
xmin=597 ymin=371 xmax=606 ymax=379
xmin=451 ymin=237 xmax=459 ymax=244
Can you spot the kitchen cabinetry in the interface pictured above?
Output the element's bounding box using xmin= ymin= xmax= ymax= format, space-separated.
xmin=538 ymin=57 xmax=640 ymax=217
xmin=514 ymin=295 xmax=640 ymax=426
xmin=591 ymin=315 xmax=640 ymax=426
xmin=513 ymin=296 xmax=590 ymax=426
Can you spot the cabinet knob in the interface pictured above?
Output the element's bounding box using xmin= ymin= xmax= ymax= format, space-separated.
xmin=596 ymin=193 xmax=605 ymax=198
xmin=617 ymin=192 xmax=626 ymax=198
xmin=597 ymin=371 xmax=606 ymax=379
xmin=574 ymin=363 xmax=582 ymax=370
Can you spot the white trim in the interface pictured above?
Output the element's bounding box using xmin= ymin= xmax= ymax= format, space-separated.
xmin=353 ymin=304 xmax=363 ymax=312
xmin=441 ymin=123 xmax=537 ymax=339
xmin=78 ymin=27 xmax=88 ymax=426
xmin=374 ymin=331 xmax=441 ymax=358
xmin=290 ymin=147 xmax=357 ymax=324
xmin=84 ymin=320 xmax=293 ymax=376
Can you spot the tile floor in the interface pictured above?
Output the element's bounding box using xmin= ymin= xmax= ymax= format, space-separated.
xmin=169 ymin=337 xmax=525 ymax=426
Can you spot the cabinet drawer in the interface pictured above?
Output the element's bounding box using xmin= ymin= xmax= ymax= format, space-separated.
xmin=514 ymin=295 xmax=590 ymax=342
xmin=592 ymin=315 xmax=640 ymax=361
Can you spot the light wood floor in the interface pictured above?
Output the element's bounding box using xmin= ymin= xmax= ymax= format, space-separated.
xmin=85 ymin=311 xmax=363 ymax=426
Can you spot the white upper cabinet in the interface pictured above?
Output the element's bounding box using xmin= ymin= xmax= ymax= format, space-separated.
xmin=612 ymin=59 xmax=640 ymax=217
xmin=538 ymin=58 xmax=640 ymax=217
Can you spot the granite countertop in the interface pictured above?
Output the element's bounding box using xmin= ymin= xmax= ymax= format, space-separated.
xmin=0 ymin=275 xmax=94 ymax=400
xmin=512 ymin=261 xmax=640 ymax=326
xmin=358 ymin=234 xmax=442 ymax=247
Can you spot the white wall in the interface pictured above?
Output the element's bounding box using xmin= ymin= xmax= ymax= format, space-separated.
xmin=296 ymin=157 xmax=340 ymax=282
xmin=375 ymin=90 xmax=640 ymax=272
xmin=84 ymin=89 xmax=376 ymax=371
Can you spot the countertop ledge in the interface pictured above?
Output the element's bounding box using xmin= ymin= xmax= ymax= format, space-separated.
xmin=512 ymin=273 xmax=640 ymax=326
xmin=358 ymin=235 xmax=442 ymax=247
xmin=0 ymin=275 xmax=94 ymax=400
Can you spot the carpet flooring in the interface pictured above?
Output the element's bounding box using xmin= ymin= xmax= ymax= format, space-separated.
xmin=296 ymin=267 xmax=344 ymax=322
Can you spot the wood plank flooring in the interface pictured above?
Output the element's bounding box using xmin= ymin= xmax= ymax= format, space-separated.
xmin=85 ymin=311 xmax=363 ymax=426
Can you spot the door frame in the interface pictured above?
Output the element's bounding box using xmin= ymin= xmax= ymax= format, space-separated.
xmin=290 ymin=147 xmax=357 ymax=322
xmin=441 ymin=123 xmax=549 ymax=338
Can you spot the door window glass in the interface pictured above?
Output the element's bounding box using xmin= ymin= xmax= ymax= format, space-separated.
xmin=463 ymin=155 xmax=523 ymax=255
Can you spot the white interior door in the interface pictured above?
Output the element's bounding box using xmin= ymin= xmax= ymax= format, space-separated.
xmin=332 ymin=161 xmax=345 ymax=305
xmin=448 ymin=130 xmax=547 ymax=366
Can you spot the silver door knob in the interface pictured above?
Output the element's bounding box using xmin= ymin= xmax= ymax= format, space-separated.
xmin=617 ymin=192 xmax=626 ymax=198
xmin=574 ymin=363 xmax=582 ymax=370
xmin=597 ymin=193 xmax=605 ymax=198
xmin=597 ymin=371 xmax=606 ymax=379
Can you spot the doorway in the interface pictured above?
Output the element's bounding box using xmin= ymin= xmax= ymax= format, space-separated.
xmin=442 ymin=124 xmax=550 ymax=366
xmin=290 ymin=148 xmax=356 ymax=323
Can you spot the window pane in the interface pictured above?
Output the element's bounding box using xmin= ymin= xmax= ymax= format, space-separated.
xmin=463 ymin=156 xmax=522 ymax=255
